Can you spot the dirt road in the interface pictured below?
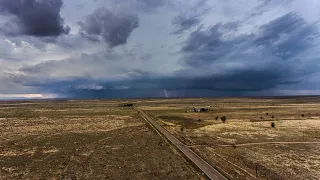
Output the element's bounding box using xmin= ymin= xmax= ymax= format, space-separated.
xmin=136 ymin=109 xmax=227 ymax=180
xmin=218 ymin=141 xmax=320 ymax=147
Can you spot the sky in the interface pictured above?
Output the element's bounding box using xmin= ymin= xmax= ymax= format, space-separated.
xmin=0 ymin=0 xmax=320 ymax=99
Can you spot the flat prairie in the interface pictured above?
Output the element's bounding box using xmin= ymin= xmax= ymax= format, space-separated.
xmin=0 ymin=100 xmax=200 ymax=179
xmin=1 ymin=97 xmax=319 ymax=180
xmin=140 ymin=97 xmax=320 ymax=180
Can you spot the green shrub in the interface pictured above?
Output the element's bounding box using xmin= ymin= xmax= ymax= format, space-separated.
xmin=215 ymin=116 xmax=219 ymax=120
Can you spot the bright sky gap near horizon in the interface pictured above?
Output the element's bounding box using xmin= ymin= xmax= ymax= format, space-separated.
xmin=0 ymin=0 xmax=320 ymax=99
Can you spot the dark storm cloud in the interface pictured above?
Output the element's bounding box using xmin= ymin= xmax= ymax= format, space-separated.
xmin=14 ymin=54 xmax=298 ymax=97
xmin=179 ymin=12 xmax=319 ymax=91
xmin=17 ymin=68 xmax=298 ymax=98
xmin=182 ymin=12 xmax=317 ymax=66
xmin=182 ymin=22 xmax=243 ymax=66
xmin=255 ymin=12 xmax=317 ymax=60
xmin=127 ymin=69 xmax=297 ymax=92
xmin=8 ymin=11 xmax=320 ymax=98
xmin=0 ymin=0 xmax=70 ymax=37
xmin=173 ymin=69 xmax=298 ymax=91
xmin=31 ymin=79 xmax=166 ymax=98
xmin=78 ymin=7 xmax=139 ymax=48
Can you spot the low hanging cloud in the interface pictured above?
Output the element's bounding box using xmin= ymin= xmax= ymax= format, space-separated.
xmin=0 ymin=0 xmax=70 ymax=37
xmin=78 ymin=7 xmax=139 ymax=48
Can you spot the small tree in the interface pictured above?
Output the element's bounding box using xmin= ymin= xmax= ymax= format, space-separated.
xmin=221 ymin=116 xmax=227 ymax=123
xmin=272 ymin=116 xmax=274 ymax=119
xmin=266 ymin=113 xmax=269 ymax=115
xmin=301 ymin=114 xmax=305 ymax=117
xmin=215 ymin=116 xmax=219 ymax=120
xmin=180 ymin=127 xmax=184 ymax=132
xmin=271 ymin=122 xmax=275 ymax=128
xmin=260 ymin=117 xmax=263 ymax=120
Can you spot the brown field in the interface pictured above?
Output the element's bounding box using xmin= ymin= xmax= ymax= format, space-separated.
xmin=1 ymin=97 xmax=320 ymax=180
xmin=0 ymin=100 xmax=200 ymax=179
xmin=140 ymin=97 xmax=320 ymax=180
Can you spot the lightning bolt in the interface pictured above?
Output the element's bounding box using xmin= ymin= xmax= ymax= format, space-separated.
xmin=163 ymin=90 xmax=168 ymax=98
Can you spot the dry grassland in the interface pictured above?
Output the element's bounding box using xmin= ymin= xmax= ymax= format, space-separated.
xmin=141 ymin=97 xmax=320 ymax=180
xmin=0 ymin=100 xmax=199 ymax=179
